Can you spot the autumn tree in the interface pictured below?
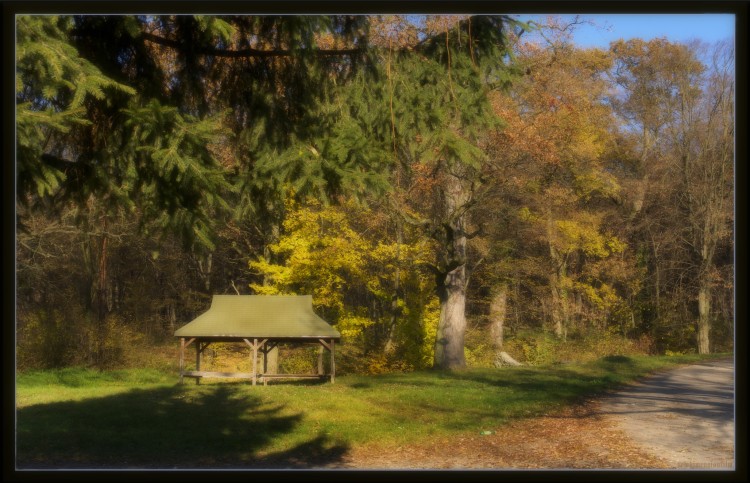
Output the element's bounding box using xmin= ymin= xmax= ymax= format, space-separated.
xmin=610 ymin=38 xmax=734 ymax=353
xmin=483 ymin=21 xmax=630 ymax=343
xmin=248 ymin=196 xmax=439 ymax=372
xmin=345 ymin=16 xmax=523 ymax=369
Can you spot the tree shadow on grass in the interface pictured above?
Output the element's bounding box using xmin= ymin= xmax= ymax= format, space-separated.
xmin=361 ymin=359 xmax=656 ymax=431
xmin=16 ymin=384 xmax=348 ymax=469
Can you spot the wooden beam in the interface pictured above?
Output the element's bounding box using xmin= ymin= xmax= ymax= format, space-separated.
xmin=184 ymin=337 xmax=196 ymax=349
xmin=261 ymin=341 xmax=278 ymax=353
xmin=260 ymin=374 xmax=327 ymax=379
xmin=182 ymin=371 xmax=326 ymax=380
xmin=318 ymin=338 xmax=332 ymax=351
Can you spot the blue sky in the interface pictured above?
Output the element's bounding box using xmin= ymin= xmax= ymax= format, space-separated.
xmin=514 ymin=14 xmax=735 ymax=48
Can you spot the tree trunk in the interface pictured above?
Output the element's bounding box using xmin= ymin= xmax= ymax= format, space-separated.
xmin=489 ymin=285 xmax=507 ymax=352
xmin=549 ymin=262 xmax=569 ymax=341
xmin=433 ymin=171 xmax=469 ymax=369
xmin=384 ymin=218 xmax=403 ymax=355
xmin=697 ymin=278 xmax=711 ymax=354
xmin=266 ymin=346 xmax=279 ymax=374
xmin=434 ymin=263 xmax=467 ymax=369
xmin=317 ymin=345 xmax=324 ymax=375
xmin=197 ymin=252 xmax=213 ymax=292
xmin=547 ymin=216 xmax=568 ymax=340
xmin=94 ymin=220 xmax=109 ymax=369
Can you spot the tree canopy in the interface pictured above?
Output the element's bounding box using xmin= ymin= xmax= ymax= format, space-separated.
xmin=15 ymin=14 xmax=734 ymax=371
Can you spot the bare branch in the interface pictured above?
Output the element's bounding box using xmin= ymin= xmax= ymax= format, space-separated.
xmin=141 ymin=31 xmax=362 ymax=59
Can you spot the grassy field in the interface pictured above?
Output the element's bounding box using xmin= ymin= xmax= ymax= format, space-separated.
xmin=15 ymin=353 xmax=729 ymax=469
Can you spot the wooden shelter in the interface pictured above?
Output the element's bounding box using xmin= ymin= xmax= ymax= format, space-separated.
xmin=175 ymin=295 xmax=340 ymax=385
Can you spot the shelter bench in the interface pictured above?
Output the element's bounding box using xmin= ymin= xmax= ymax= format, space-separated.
xmin=180 ymin=370 xmax=330 ymax=386
xmin=258 ymin=373 xmax=328 ymax=386
xmin=181 ymin=370 xmax=254 ymax=380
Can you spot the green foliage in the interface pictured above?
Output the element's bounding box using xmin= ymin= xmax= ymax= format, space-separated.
xmin=121 ymin=100 xmax=236 ymax=249
xmin=16 ymin=15 xmax=234 ymax=251
xmin=16 ymin=15 xmax=136 ymax=199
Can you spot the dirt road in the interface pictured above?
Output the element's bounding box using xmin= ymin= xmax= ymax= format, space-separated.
xmin=599 ymin=358 xmax=735 ymax=469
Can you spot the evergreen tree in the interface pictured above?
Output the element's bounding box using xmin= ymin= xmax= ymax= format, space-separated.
xmin=16 ymin=14 xmax=375 ymax=367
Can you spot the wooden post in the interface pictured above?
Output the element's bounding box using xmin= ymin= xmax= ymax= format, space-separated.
xmin=252 ymin=338 xmax=258 ymax=386
xmin=195 ymin=341 xmax=201 ymax=385
xmin=317 ymin=345 xmax=324 ymax=375
xmin=179 ymin=337 xmax=185 ymax=384
xmin=331 ymin=339 xmax=336 ymax=384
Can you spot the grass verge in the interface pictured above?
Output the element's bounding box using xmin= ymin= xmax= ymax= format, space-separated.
xmin=15 ymin=353 xmax=730 ymax=468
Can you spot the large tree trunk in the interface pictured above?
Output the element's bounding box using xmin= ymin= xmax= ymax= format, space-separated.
xmin=434 ymin=262 xmax=467 ymax=369
xmin=433 ymin=171 xmax=469 ymax=370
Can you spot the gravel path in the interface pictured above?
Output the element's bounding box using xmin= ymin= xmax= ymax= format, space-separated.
xmin=599 ymin=358 xmax=735 ymax=470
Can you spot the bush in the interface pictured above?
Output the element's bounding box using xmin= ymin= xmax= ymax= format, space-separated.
xmin=17 ymin=307 xmax=158 ymax=371
xmin=464 ymin=327 xmax=496 ymax=368
xmin=278 ymin=345 xmax=321 ymax=374
xmin=502 ymin=328 xmax=644 ymax=366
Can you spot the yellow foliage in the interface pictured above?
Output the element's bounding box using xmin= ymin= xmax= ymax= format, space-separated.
xmin=518 ymin=206 xmax=538 ymax=222
xmin=574 ymin=281 xmax=620 ymax=311
xmin=249 ymin=195 xmax=438 ymax=360
xmin=419 ymin=297 xmax=441 ymax=367
xmin=337 ymin=315 xmax=375 ymax=340
xmin=553 ymin=216 xmax=626 ymax=259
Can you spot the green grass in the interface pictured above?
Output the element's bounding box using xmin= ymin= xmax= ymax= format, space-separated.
xmin=15 ymin=353 xmax=730 ymax=468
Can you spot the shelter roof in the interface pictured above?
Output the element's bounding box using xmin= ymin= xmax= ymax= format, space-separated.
xmin=174 ymin=295 xmax=340 ymax=339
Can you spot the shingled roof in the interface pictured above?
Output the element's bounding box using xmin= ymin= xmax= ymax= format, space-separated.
xmin=174 ymin=295 xmax=340 ymax=339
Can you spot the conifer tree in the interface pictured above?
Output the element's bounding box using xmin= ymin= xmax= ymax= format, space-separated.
xmin=16 ymin=14 xmax=373 ymax=366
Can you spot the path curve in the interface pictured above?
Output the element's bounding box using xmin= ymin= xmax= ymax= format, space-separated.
xmin=599 ymin=358 xmax=735 ymax=469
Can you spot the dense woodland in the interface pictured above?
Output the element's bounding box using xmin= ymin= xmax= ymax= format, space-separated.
xmin=16 ymin=15 xmax=734 ymax=372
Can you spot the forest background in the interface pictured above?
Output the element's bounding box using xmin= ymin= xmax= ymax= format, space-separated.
xmin=14 ymin=13 xmax=735 ymax=375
